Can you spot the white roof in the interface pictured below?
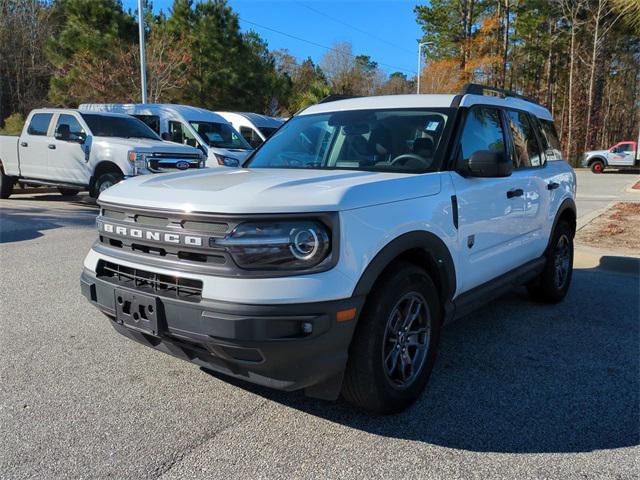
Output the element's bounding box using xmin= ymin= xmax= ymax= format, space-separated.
xmin=217 ymin=111 xmax=283 ymax=128
xmin=79 ymin=103 xmax=230 ymax=124
xmin=298 ymin=93 xmax=553 ymax=121
xmin=300 ymin=94 xmax=456 ymax=115
xmin=31 ymin=108 xmax=131 ymax=118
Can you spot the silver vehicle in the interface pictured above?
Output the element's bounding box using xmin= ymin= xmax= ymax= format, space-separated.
xmin=0 ymin=109 xmax=204 ymax=199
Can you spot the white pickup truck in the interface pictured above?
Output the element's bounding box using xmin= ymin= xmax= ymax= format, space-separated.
xmin=0 ymin=108 xmax=205 ymax=199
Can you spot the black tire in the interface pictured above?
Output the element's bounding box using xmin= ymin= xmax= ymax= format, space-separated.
xmin=0 ymin=166 xmax=14 ymax=199
xmin=590 ymin=160 xmax=605 ymax=173
xmin=58 ymin=187 xmax=80 ymax=197
xmin=527 ymin=221 xmax=574 ymax=303
xmin=93 ymin=172 xmax=123 ymax=197
xmin=342 ymin=261 xmax=441 ymax=414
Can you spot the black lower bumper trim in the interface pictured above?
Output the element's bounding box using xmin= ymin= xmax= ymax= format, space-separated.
xmin=80 ymin=268 xmax=364 ymax=394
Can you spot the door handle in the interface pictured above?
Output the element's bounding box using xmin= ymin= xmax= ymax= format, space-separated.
xmin=506 ymin=188 xmax=524 ymax=199
xmin=48 ymin=144 xmax=56 ymax=150
xmin=20 ymin=141 xmax=28 ymax=147
xmin=547 ymin=182 xmax=560 ymax=190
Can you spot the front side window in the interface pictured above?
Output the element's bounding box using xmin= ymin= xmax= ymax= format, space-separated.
xmin=190 ymin=121 xmax=251 ymax=150
xmin=81 ymin=114 xmax=159 ymax=140
xmin=55 ymin=114 xmax=85 ymax=141
xmin=240 ymin=126 xmax=262 ymax=148
xmin=459 ymin=107 xmax=506 ymax=162
xmin=246 ymin=108 xmax=451 ymax=173
xmin=258 ymin=126 xmax=279 ymax=139
xmin=619 ymin=143 xmax=634 ymax=153
xmin=168 ymin=121 xmax=201 ymax=148
xmin=27 ymin=113 xmax=53 ymax=136
xmin=506 ymin=110 xmax=543 ymax=168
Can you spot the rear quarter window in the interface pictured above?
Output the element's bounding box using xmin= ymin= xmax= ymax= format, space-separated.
xmin=539 ymin=119 xmax=563 ymax=161
xmin=27 ymin=113 xmax=53 ymax=136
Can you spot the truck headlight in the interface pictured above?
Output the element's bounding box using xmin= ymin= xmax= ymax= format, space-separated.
xmin=214 ymin=153 xmax=240 ymax=167
xmin=128 ymin=151 xmax=147 ymax=171
xmin=217 ymin=221 xmax=331 ymax=270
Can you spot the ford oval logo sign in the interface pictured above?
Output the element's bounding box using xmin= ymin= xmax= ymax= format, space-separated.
xmin=176 ymin=160 xmax=190 ymax=170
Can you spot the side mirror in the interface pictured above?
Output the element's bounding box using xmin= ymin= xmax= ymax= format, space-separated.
xmin=466 ymin=150 xmax=512 ymax=177
xmin=55 ymin=124 xmax=71 ymax=141
xmin=161 ymin=132 xmax=170 ymax=141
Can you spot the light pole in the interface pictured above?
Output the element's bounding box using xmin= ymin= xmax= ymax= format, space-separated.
xmin=138 ymin=0 xmax=148 ymax=104
xmin=416 ymin=41 xmax=431 ymax=94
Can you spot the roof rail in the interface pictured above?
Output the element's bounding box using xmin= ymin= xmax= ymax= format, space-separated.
xmin=460 ymin=83 xmax=541 ymax=107
xmin=318 ymin=94 xmax=361 ymax=104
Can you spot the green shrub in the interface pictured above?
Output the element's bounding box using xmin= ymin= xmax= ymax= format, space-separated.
xmin=0 ymin=113 xmax=26 ymax=135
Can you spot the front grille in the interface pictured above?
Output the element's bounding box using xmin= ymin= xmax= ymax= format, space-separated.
xmin=97 ymin=260 xmax=203 ymax=301
xmin=147 ymin=158 xmax=201 ymax=172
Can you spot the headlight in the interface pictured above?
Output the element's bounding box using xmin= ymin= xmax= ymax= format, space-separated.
xmin=214 ymin=153 xmax=240 ymax=167
xmin=217 ymin=221 xmax=331 ymax=271
xmin=128 ymin=150 xmax=146 ymax=170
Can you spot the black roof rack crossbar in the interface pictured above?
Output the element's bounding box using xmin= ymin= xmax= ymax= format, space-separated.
xmin=460 ymin=83 xmax=541 ymax=107
xmin=318 ymin=94 xmax=361 ymax=104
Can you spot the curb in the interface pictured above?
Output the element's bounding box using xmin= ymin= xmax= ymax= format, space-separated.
xmin=574 ymin=246 xmax=640 ymax=276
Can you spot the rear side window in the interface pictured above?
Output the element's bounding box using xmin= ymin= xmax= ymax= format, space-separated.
xmin=506 ymin=110 xmax=543 ymax=168
xmin=539 ymin=119 xmax=563 ymax=161
xmin=27 ymin=113 xmax=53 ymax=136
xmin=55 ymin=114 xmax=85 ymax=141
xmin=459 ymin=107 xmax=506 ymax=162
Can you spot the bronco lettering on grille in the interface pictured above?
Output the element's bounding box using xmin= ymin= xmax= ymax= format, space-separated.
xmin=99 ymin=221 xmax=203 ymax=247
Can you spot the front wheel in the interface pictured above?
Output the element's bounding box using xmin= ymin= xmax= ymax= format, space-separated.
xmin=0 ymin=166 xmax=14 ymax=199
xmin=93 ymin=172 xmax=123 ymax=197
xmin=528 ymin=221 xmax=574 ymax=303
xmin=342 ymin=262 xmax=441 ymax=414
xmin=590 ymin=160 xmax=605 ymax=173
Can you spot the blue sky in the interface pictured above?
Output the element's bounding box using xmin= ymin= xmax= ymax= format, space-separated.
xmin=122 ymin=1 xmax=423 ymax=76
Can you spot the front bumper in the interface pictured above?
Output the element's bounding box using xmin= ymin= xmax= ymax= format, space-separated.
xmin=80 ymin=268 xmax=363 ymax=396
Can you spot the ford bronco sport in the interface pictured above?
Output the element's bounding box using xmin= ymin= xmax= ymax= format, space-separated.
xmin=81 ymin=84 xmax=577 ymax=414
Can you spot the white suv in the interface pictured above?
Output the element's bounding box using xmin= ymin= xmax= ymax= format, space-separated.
xmin=80 ymin=85 xmax=577 ymax=414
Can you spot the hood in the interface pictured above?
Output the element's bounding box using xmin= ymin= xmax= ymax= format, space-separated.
xmin=99 ymin=168 xmax=442 ymax=214
xmin=94 ymin=136 xmax=201 ymax=154
xmin=585 ymin=149 xmax=608 ymax=156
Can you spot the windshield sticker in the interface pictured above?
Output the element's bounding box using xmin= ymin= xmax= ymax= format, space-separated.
xmin=425 ymin=121 xmax=439 ymax=132
xmin=206 ymin=133 xmax=224 ymax=142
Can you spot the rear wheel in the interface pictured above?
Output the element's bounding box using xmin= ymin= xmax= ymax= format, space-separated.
xmin=590 ymin=160 xmax=605 ymax=173
xmin=342 ymin=262 xmax=441 ymax=414
xmin=93 ymin=172 xmax=123 ymax=197
xmin=58 ymin=187 xmax=80 ymax=197
xmin=0 ymin=166 xmax=14 ymax=199
xmin=528 ymin=221 xmax=574 ymax=303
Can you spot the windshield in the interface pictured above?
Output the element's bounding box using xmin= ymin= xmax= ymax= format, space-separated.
xmin=81 ymin=113 xmax=160 ymax=140
xmin=246 ymin=109 xmax=451 ymax=173
xmin=189 ymin=121 xmax=252 ymax=150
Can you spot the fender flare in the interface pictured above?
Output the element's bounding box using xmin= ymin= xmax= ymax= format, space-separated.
xmin=352 ymin=231 xmax=456 ymax=306
xmin=587 ymin=156 xmax=607 ymax=167
xmin=546 ymin=197 xmax=577 ymax=252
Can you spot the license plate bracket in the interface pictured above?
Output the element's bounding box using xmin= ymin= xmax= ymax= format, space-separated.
xmin=115 ymin=289 xmax=162 ymax=337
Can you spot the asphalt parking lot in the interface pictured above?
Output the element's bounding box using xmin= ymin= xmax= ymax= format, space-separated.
xmin=0 ymin=170 xmax=638 ymax=479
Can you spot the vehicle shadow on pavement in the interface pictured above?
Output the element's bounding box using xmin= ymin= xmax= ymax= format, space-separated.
xmin=204 ymin=265 xmax=639 ymax=454
xmin=0 ymin=207 xmax=98 ymax=243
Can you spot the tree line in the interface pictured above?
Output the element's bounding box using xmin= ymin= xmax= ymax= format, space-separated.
xmin=0 ymin=0 xmax=414 ymax=134
xmin=416 ymin=0 xmax=640 ymax=161
xmin=1 ymin=0 xmax=638 ymax=163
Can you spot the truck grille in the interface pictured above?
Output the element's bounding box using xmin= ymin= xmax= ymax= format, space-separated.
xmin=146 ymin=153 xmax=202 ymax=172
xmin=97 ymin=260 xmax=203 ymax=301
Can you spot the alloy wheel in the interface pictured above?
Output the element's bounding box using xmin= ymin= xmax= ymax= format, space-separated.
xmin=382 ymin=292 xmax=431 ymax=389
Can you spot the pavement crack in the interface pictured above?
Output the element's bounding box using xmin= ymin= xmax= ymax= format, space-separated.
xmin=151 ymin=398 xmax=270 ymax=479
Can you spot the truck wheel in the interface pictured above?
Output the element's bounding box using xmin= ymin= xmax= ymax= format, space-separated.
xmin=342 ymin=261 xmax=441 ymax=414
xmin=590 ymin=160 xmax=604 ymax=173
xmin=0 ymin=167 xmax=14 ymax=199
xmin=93 ymin=172 xmax=123 ymax=197
xmin=58 ymin=187 xmax=80 ymax=197
xmin=528 ymin=221 xmax=574 ymax=303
